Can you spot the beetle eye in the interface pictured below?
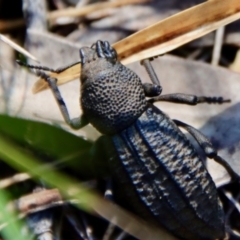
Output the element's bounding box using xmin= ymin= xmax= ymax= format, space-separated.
xmin=103 ymin=41 xmax=117 ymax=62
xmin=110 ymin=48 xmax=117 ymax=61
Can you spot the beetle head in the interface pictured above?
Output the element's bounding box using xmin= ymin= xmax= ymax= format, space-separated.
xmin=79 ymin=40 xmax=117 ymax=65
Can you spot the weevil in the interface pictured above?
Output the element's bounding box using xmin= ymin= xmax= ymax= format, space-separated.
xmin=18 ymin=40 xmax=240 ymax=240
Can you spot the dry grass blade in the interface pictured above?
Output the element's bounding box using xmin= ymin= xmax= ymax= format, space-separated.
xmin=15 ymin=188 xmax=63 ymax=215
xmin=48 ymin=0 xmax=150 ymax=20
xmin=0 ymin=0 xmax=147 ymax=32
xmin=0 ymin=34 xmax=38 ymax=61
xmin=115 ymin=0 xmax=240 ymax=64
xmin=0 ymin=19 xmax=25 ymax=32
xmin=33 ymin=0 xmax=240 ymax=93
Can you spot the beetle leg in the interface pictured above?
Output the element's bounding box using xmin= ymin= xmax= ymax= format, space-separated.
xmin=143 ymin=83 xmax=162 ymax=97
xmin=173 ymin=119 xmax=240 ymax=182
xmin=36 ymin=70 xmax=88 ymax=129
xmin=141 ymin=59 xmax=162 ymax=97
xmin=16 ymin=60 xmax=81 ymax=73
xmin=141 ymin=58 xmax=229 ymax=104
xmin=141 ymin=59 xmax=161 ymax=86
xmin=149 ymin=93 xmax=230 ymax=105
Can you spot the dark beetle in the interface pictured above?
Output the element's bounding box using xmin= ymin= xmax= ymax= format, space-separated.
xmin=20 ymin=40 xmax=239 ymax=240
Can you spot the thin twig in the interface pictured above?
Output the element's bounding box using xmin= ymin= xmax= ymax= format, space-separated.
xmin=0 ymin=34 xmax=38 ymax=61
xmin=211 ymin=26 xmax=225 ymax=66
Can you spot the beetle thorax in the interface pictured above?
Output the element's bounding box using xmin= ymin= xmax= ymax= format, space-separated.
xmin=81 ymin=58 xmax=147 ymax=135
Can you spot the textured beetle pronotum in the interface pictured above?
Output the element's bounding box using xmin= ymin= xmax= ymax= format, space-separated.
xmin=18 ymin=40 xmax=239 ymax=240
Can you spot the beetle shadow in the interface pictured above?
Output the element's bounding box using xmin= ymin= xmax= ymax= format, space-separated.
xmin=199 ymin=102 xmax=240 ymax=152
xmin=197 ymin=102 xmax=240 ymax=179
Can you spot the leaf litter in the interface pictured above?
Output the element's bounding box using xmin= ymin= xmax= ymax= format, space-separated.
xmin=1 ymin=0 xmax=240 ymax=239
